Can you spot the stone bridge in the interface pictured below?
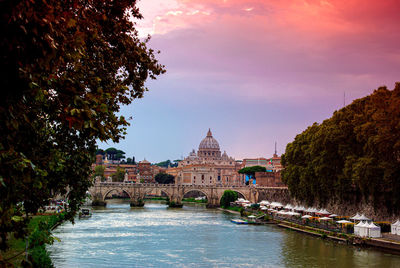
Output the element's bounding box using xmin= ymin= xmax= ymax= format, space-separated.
xmin=88 ymin=183 xmax=288 ymax=207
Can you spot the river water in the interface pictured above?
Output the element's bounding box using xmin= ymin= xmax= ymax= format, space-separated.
xmin=49 ymin=200 xmax=400 ymax=267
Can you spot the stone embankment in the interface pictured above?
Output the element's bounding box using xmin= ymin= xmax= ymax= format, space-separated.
xmin=258 ymin=188 xmax=398 ymax=221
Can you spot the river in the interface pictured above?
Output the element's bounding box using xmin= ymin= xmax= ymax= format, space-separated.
xmin=49 ymin=200 xmax=400 ymax=267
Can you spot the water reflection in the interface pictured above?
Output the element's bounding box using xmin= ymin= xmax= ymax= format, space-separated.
xmin=49 ymin=200 xmax=400 ymax=267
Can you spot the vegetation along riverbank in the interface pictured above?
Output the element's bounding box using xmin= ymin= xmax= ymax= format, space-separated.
xmin=1 ymin=213 xmax=66 ymax=267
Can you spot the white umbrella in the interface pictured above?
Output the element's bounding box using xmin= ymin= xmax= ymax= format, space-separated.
xmin=336 ymin=220 xmax=352 ymax=224
xmin=319 ymin=217 xmax=332 ymax=221
xmin=270 ymin=202 xmax=283 ymax=208
xmin=261 ymin=207 xmax=268 ymax=210
xmin=248 ymin=215 xmax=256 ymax=219
xmin=284 ymin=204 xmax=293 ymax=210
xmin=301 ymin=215 xmax=312 ymax=219
xmin=328 ymin=214 xmax=338 ymax=218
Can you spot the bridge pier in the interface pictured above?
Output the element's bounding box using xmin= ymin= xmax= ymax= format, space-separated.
xmin=130 ymin=194 xmax=145 ymax=207
xmin=167 ymin=195 xmax=183 ymax=208
xmin=206 ymin=196 xmax=220 ymax=208
xmin=91 ymin=192 xmax=106 ymax=206
xmin=130 ymin=199 xmax=145 ymax=207
xmin=92 ymin=199 xmax=106 ymax=206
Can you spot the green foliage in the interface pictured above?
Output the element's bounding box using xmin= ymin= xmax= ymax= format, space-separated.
xmin=94 ymin=165 xmax=106 ymax=181
xmin=238 ymin=166 xmax=267 ymax=178
xmin=154 ymin=173 xmax=175 ymax=184
xmin=105 ymin=147 xmax=126 ymax=161
xmin=220 ymin=190 xmax=238 ymax=208
xmin=0 ymin=0 xmax=164 ymax=250
xmin=282 ymin=83 xmax=400 ymax=212
xmin=155 ymin=159 xmax=179 ymax=168
xmin=126 ymin=157 xmax=135 ymax=165
xmin=240 ymin=207 xmax=245 ymax=217
xmin=182 ymin=197 xmax=207 ymax=203
xmin=95 ymin=149 xmax=105 ymax=156
xmin=111 ymin=166 xmax=125 ymax=182
xmin=251 ymin=204 xmax=260 ymax=209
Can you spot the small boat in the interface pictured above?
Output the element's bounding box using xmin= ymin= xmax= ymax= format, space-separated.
xmin=79 ymin=208 xmax=92 ymax=218
xmin=231 ymin=219 xmax=248 ymax=224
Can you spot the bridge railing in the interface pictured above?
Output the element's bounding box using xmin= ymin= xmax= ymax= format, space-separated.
xmin=94 ymin=182 xmax=285 ymax=189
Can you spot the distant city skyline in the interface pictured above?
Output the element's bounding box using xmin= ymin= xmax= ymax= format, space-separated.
xmin=98 ymin=0 xmax=400 ymax=163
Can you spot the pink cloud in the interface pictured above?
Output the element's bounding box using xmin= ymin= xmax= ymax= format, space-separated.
xmin=136 ymin=0 xmax=399 ymax=104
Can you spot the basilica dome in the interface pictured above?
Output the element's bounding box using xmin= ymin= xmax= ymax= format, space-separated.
xmin=199 ymin=129 xmax=220 ymax=150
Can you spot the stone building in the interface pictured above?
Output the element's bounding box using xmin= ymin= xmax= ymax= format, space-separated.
xmin=170 ymin=129 xmax=242 ymax=186
xmin=254 ymin=171 xmax=285 ymax=187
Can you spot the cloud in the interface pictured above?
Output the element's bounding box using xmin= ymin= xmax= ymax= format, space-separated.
xmin=118 ymin=0 xmax=400 ymax=161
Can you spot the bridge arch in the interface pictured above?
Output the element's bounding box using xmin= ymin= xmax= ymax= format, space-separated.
xmin=182 ymin=189 xmax=210 ymax=202
xmin=217 ymin=189 xmax=248 ymax=202
xmin=143 ymin=188 xmax=172 ymax=200
xmin=102 ymin=188 xmax=131 ymax=201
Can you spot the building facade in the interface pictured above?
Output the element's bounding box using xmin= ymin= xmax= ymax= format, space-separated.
xmin=170 ymin=129 xmax=243 ymax=186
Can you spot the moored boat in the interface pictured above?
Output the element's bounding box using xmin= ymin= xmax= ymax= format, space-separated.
xmin=79 ymin=208 xmax=92 ymax=218
xmin=231 ymin=219 xmax=248 ymax=224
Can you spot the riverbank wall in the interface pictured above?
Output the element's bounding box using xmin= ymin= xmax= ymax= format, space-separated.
xmin=257 ymin=188 xmax=399 ymax=222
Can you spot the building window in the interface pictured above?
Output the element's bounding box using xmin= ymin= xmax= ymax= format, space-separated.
xmin=218 ymin=175 xmax=221 ymax=181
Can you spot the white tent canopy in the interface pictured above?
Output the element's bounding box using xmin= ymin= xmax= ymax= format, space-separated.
xmin=328 ymin=214 xmax=338 ymax=218
xmin=350 ymin=213 xmax=361 ymax=220
xmin=391 ymin=220 xmax=400 ymax=235
xmin=359 ymin=221 xmax=370 ymax=237
xmin=301 ymin=215 xmax=312 ymax=219
xmin=317 ymin=209 xmax=330 ymax=215
xmin=358 ymin=214 xmax=371 ymax=221
xmin=354 ymin=221 xmax=362 ymax=236
xmin=305 ymin=207 xmax=319 ymax=213
xmin=368 ymin=222 xmax=381 ymax=238
xmin=270 ymin=202 xmax=283 ymax=208
xmin=355 ymin=221 xmax=369 ymax=236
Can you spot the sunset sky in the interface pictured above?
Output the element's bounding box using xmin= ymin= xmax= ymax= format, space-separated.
xmin=98 ymin=0 xmax=400 ymax=163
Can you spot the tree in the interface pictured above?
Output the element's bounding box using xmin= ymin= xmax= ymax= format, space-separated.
xmin=111 ymin=167 xmax=125 ymax=182
xmin=220 ymin=190 xmax=238 ymax=208
xmin=94 ymin=165 xmax=106 ymax=181
xmin=95 ymin=149 xmax=105 ymax=156
xmin=238 ymin=166 xmax=267 ymax=184
xmin=155 ymin=160 xmax=172 ymax=168
xmin=281 ymin=83 xmax=400 ymax=212
xmin=154 ymin=173 xmax=175 ymax=184
xmin=0 ymin=0 xmax=165 ymax=253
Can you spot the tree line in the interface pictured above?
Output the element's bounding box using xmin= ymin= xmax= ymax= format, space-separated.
xmin=281 ymin=84 xmax=400 ymax=213
xmin=96 ymin=147 xmax=135 ymax=164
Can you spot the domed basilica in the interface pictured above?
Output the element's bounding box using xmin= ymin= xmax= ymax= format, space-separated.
xmin=174 ymin=129 xmax=242 ymax=186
